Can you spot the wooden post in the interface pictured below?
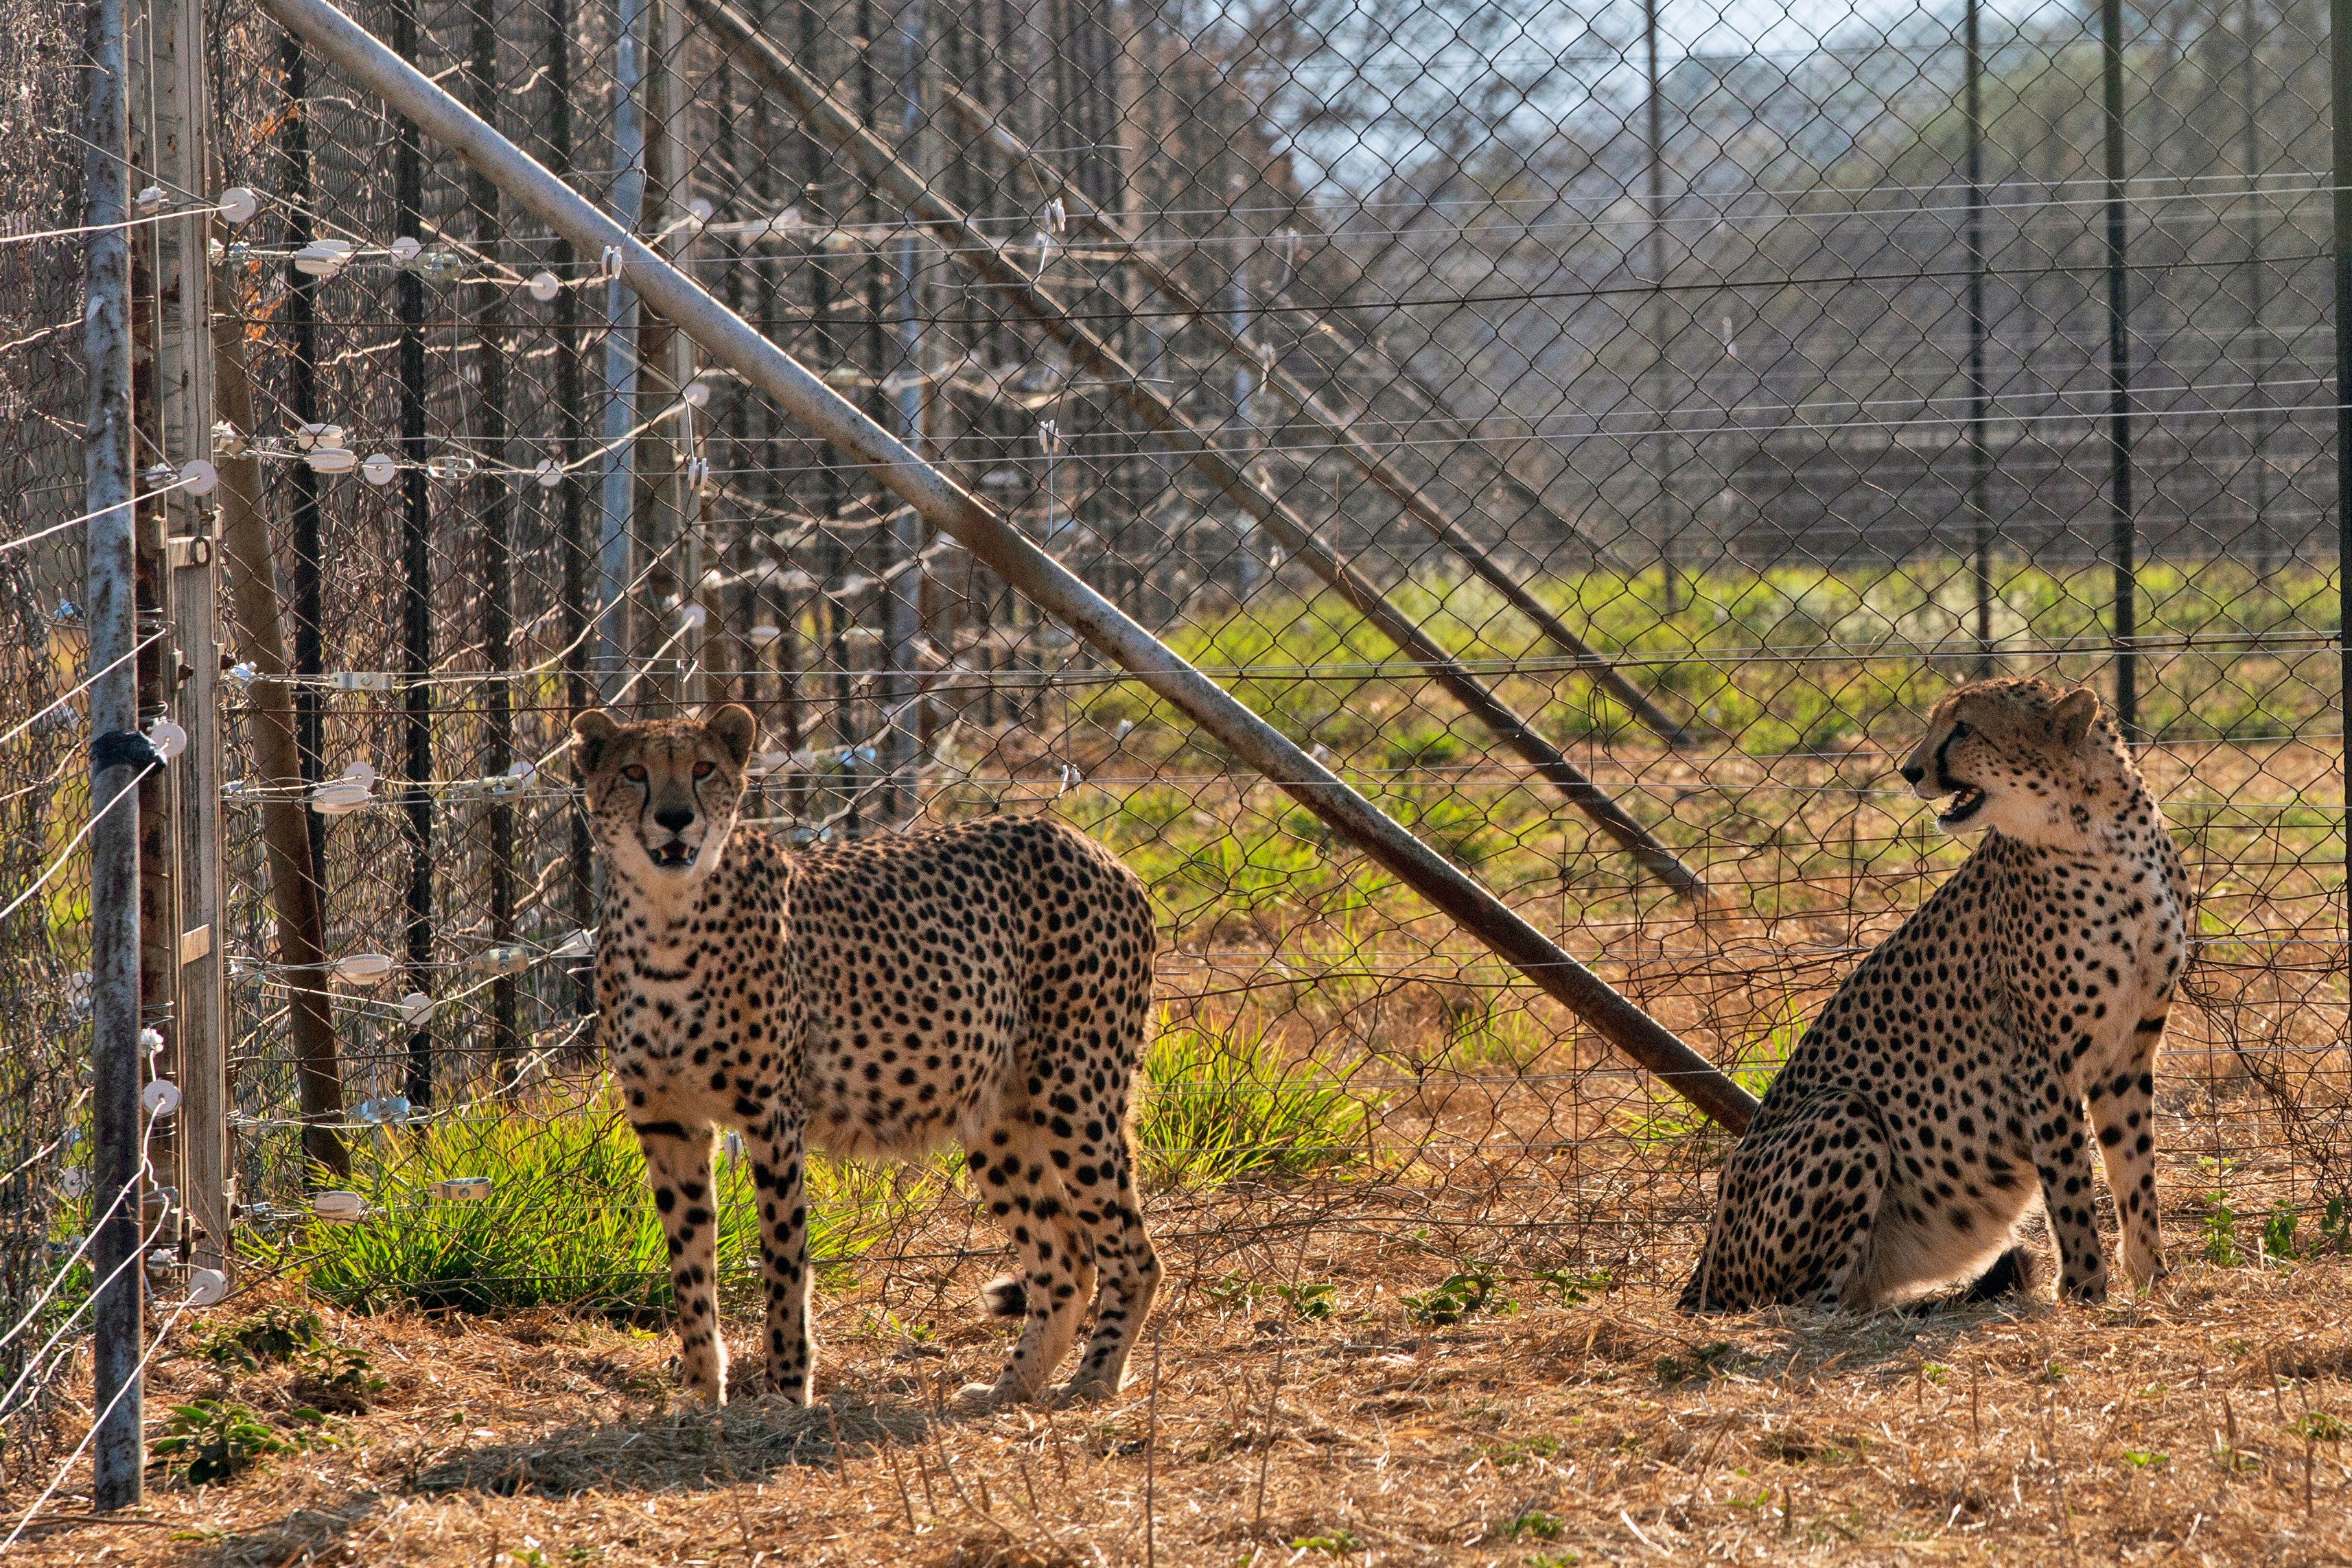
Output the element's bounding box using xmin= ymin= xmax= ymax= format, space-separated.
xmin=143 ymin=0 xmax=231 ymax=1269
xmin=211 ymin=281 xmax=347 ymax=1178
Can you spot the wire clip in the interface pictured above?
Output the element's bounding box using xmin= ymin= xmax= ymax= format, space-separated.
xmin=90 ymin=730 xmax=162 ymax=775
xmin=429 ymin=1177 xmax=493 ymax=1202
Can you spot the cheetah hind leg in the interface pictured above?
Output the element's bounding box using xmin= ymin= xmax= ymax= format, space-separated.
xmin=1056 ymin=1114 xmax=1159 ymax=1403
xmin=956 ymin=1115 xmax=1094 ymax=1409
xmin=1679 ymin=1092 xmax=1891 ymax=1313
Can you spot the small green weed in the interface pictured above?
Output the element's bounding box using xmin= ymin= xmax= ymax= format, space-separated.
xmin=2263 ymin=1202 xmax=2301 ymax=1261
xmin=1404 ymin=1267 xmax=1507 ymax=1326
xmin=196 ymin=1308 xmax=323 ymax=1372
xmin=1522 ymin=1555 xmax=1581 ymax=1568
xmin=2200 ymin=1194 xmax=2240 ymax=1267
xmin=1274 ymin=1280 xmax=1338 ymax=1320
xmin=150 ymin=1400 xmax=327 ymax=1486
xmin=2121 ymin=1449 xmax=2169 ymax=1469
xmin=1480 ymin=1434 xmax=1563 ymax=1467
xmin=1532 ymin=1267 xmax=1614 ymax=1306
xmin=1500 ymin=1509 xmax=1563 ymax=1541
xmin=2292 ymin=1411 xmax=2347 ymax=1443
xmin=1292 ymin=1528 xmax=1361 ymax=1556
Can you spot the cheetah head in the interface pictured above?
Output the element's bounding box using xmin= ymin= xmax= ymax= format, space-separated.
xmin=1900 ymin=677 xmax=2134 ymax=845
xmin=571 ymin=704 xmax=757 ymax=887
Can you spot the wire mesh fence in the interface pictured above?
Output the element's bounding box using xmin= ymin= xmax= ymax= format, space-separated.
xmin=4 ymin=0 xmax=2350 ymax=1481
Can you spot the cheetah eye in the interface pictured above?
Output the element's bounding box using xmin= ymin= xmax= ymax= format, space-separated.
xmin=622 ymin=764 xmax=648 ymax=783
xmin=1949 ymin=721 xmax=1970 ymax=740
xmin=692 ymin=760 xmax=716 ymax=780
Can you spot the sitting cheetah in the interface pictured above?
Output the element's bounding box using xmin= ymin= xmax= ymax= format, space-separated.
xmin=572 ymin=703 xmax=1161 ymax=1407
xmin=1681 ymin=677 xmax=2189 ymax=1313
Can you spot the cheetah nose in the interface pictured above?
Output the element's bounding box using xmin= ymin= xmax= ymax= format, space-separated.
xmin=1899 ymin=764 xmax=1924 ymax=786
xmin=653 ymin=805 xmax=695 ymax=834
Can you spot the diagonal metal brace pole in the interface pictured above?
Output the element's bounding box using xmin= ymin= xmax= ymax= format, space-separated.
xmin=679 ymin=0 xmax=1707 ymax=900
xmin=933 ymin=82 xmax=1698 ymax=751
xmin=253 ymin=0 xmax=1754 ymax=1127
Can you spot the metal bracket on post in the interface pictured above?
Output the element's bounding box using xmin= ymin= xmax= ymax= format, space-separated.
xmin=248 ymin=0 xmax=1757 ymax=1131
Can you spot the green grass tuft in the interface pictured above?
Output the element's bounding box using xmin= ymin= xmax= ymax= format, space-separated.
xmin=1138 ymin=1013 xmax=1372 ymax=1188
xmin=273 ymin=1086 xmax=889 ymax=1320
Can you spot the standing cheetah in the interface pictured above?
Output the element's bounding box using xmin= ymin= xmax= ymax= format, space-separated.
xmin=1681 ymin=677 xmax=2189 ymax=1313
xmin=573 ymin=703 xmax=1161 ymax=1407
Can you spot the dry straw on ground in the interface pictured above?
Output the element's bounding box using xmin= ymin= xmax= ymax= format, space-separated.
xmin=8 ymin=1242 xmax=2351 ymax=1566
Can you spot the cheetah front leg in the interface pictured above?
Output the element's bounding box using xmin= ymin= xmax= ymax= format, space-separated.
xmin=739 ymin=1115 xmax=817 ymax=1405
xmin=637 ymin=1119 xmax=729 ymax=1403
xmin=2012 ymin=1068 xmax=2110 ymax=1304
xmin=2086 ymin=1042 xmax=2169 ymax=1289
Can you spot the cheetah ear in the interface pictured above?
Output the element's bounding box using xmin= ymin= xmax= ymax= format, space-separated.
xmin=2051 ymin=687 xmax=2100 ymax=749
xmin=704 ymin=703 xmax=757 ymax=767
xmin=572 ymin=710 xmax=620 ymax=773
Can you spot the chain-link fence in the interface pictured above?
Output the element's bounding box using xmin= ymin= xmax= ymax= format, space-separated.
xmin=5 ymin=0 xmax=2350 ymax=1475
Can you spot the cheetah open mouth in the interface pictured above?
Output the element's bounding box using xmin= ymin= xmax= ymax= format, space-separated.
xmin=1936 ymin=785 xmax=1987 ymax=828
xmin=651 ymin=840 xmax=697 ymax=869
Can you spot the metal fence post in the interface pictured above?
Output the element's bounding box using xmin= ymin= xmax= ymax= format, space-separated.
xmin=2333 ymin=0 xmax=2352 ymax=942
xmin=2102 ymin=0 xmax=2137 ymax=743
xmin=81 ymin=0 xmax=145 ymax=1508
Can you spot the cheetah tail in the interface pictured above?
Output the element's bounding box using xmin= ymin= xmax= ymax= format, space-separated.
xmin=1956 ymin=1245 xmax=2042 ymax=1303
xmin=980 ymin=1276 xmax=1028 ymax=1319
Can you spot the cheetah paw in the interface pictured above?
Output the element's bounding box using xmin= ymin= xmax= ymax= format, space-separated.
xmin=953 ymin=1380 xmax=1023 ymax=1412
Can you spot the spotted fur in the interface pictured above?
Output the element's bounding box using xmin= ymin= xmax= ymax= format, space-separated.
xmin=574 ymin=705 xmax=1161 ymax=1407
xmin=1681 ymin=677 xmax=2189 ymax=1313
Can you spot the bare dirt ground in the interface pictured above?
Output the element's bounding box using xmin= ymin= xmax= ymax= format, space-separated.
xmin=10 ymin=1246 xmax=2352 ymax=1567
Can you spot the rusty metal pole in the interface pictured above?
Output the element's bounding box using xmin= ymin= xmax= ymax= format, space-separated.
xmin=253 ymin=0 xmax=1756 ymax=1129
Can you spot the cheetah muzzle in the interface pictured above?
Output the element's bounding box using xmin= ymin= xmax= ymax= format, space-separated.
xmin=574 ymin=703 xmax=1162 ymax=1409
xmin=1681 ymin=676 xmax=2190 ymax=1315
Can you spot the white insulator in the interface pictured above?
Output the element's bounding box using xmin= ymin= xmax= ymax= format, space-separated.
xmin=212 ymin=421 xmax=250 ymax=458
xmin=389 ymin=235 xmax=422 ymax=264
xmin=357 ymin=1095 xmax=411 ymax=1125
xmin=361 ymin=453 xmax=398 ymax=487
xmin=528 ymin=270 xmax=561 ymax=302
xmin=687 ymin=197 xmax=714 ymax=225
xmin=216 ymin=187 xmax=259 ymax=226
xmin=548 ymin=928 xmax=594 ymax=959
xmin=332 ymin=952 xmax=396 ymax=986
xmin=145 ymin=718 xmax=187 ymax=761
xmin=180 ymin=458 xmax=218 ymax=497
xmin=535 ymin=458 xmax=564 ymax=489
xmin=187 ymin=1267 xmax=231 ymax=1307
xmin=312 ymin=1191 xmax=369 ymax=1224
xmin=224 ymin=662 xmax=258 ymax=688
xmin=749 ymin=624 xmax=782 ymax=648
xmin=295 ymin=421 xmax=345 ymax=452
xmin=141 ymin=1079 xmax=182 ymax=1117
xmin=399 ymin=991 xmax=434 ymax=1026
xmin=308 ymin=443 xmax=358 ymax=474
xmin=138 ymin=1027 xmax=164 ymax=1055
xmin=134 ymin=185 xmax=167 ymax=218
xmin=292 ymin=239 xmax=354 ymax=278
xmin=677 ymin=602 xmax=708 ymax=631
xmin=682 ymin=380 xmax=712 ymax=409
xmin=426 ymin=454 xmax=476 ymax=480
xmin=58 ymin=1168 xmax=91 ymax=1199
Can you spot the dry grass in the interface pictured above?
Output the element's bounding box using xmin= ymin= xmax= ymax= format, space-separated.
xmin=12 ymin=1243 xmax=2352 ymax=1566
